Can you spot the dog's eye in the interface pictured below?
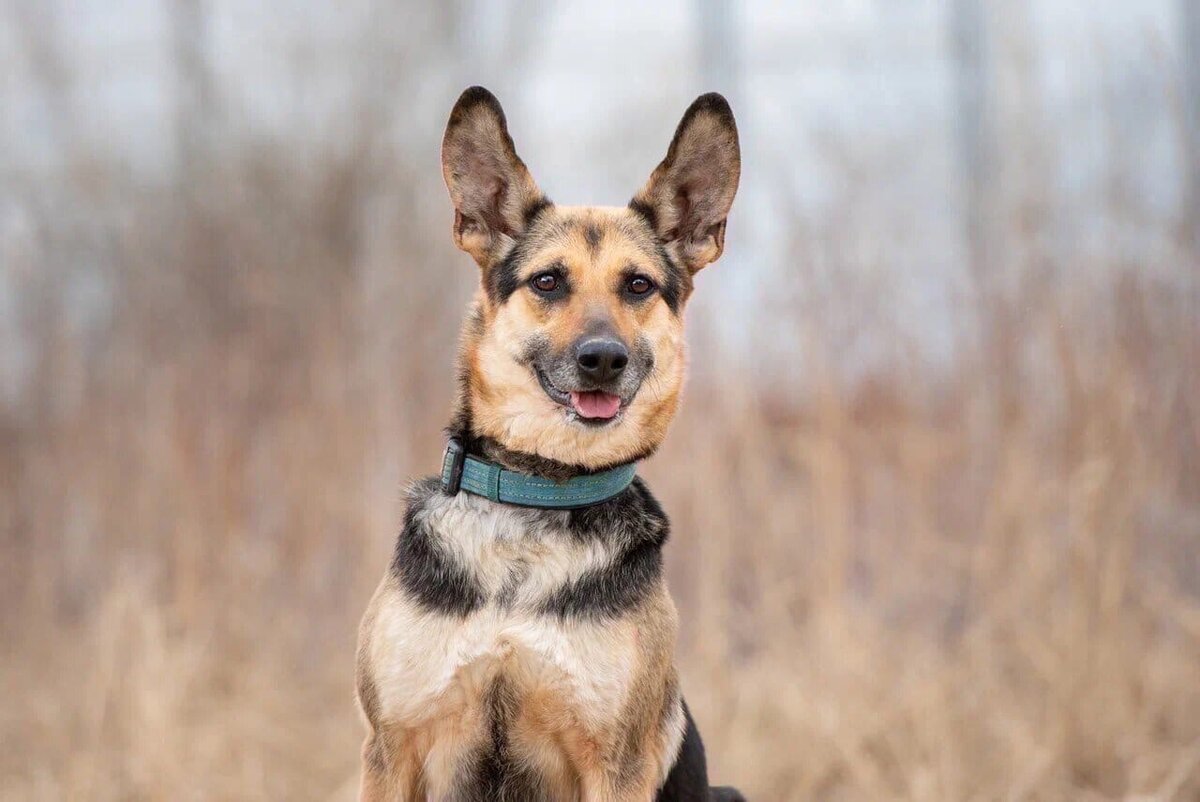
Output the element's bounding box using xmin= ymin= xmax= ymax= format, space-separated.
xmin=625 ymin=275 xmax=655 ymax=297
xmin=531 ymin=272 xmax=560 ymax=294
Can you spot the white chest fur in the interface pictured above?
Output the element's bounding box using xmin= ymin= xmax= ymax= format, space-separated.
xmin=366 ymin=491 xmax=641 ymax=731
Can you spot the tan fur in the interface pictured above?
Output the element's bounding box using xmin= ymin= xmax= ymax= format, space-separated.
xmin=464 ymin=207 xmax=687 ymax=469
xmin=356 ymin=493 xmax=683 ymax=801
xmin=358 ymin=88 xmax=740 ymax=801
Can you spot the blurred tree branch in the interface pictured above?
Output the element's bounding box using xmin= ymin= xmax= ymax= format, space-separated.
xmin=1182 ymin=0 xmax=1200 ymax=256
xmin=170 ymin=0 xmax=218 ymax=184
xmin=8 ymin=0 xmax=76 ymax=163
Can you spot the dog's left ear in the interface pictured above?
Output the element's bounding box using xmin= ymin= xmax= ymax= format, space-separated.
xmin=632 ymin=93 xmax=740 ymax=273
xmin=442 ymin=86 xmax=548 ymax=267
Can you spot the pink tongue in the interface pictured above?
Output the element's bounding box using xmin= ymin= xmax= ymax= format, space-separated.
xmin=570 ymin=390 xmax=621 ymax=419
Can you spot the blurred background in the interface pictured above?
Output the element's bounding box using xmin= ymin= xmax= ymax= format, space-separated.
xmin=2 ymin=1 xmax=1199 ymax=799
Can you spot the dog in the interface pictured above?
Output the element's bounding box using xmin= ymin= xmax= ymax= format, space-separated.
xmin=355 ymin=86 xmax=743 ymax=802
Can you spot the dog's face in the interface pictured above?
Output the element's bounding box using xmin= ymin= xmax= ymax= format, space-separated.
xmin=442 ymin=87 xmax=739 ymax=469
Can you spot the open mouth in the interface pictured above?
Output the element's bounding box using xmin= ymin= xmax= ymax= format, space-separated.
xmin=535 ymin=367 xmax=623 ymax=424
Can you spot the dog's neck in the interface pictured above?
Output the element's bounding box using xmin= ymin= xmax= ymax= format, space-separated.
xmin=447 ymin=397 xmax=655 ymax=483
xmin=444 ymin=424 xmax=618 ymax=484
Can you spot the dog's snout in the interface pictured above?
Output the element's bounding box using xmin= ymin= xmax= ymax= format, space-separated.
xmin=575 ymin=337 xmax=629 ymax=383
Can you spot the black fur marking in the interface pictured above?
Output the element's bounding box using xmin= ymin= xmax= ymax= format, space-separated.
xmin=583 ymin=221 xmax=603 ymax=253
xmin=659 ymin=93 xmax=738 ymax=179
xmin=448 ymin=86 xmax=507 ymax=125
xmin=656 ymin=700 xmax=745 ymax=802
xmin=655 ymin=701 xmax=707 ymax=801
xmin=539 ymin=539 xmax=661 ymax=619
xmin=523 ymin=196 xmax=552 ymax=228
xmin=674 ymin=93 xmax=736 ymax=142
xmin=390 ymin=479 xmax=485 ymax=616
xmin=655 ymin=701 xmax=703 ymax=801
xmin=711 ymin=787 xmax=748 ymax=802
xmin=460 ymin=677 xmax=551 ymax=802
xmin=628 ymin=198 xmax=658 ymax=231
xmin=489 ymin=243 xmax=528 ymax=303
xmin=537 ymin=479 xmax=667 ymax=618
xmin=566 ymin=477 xmax=668 ymax=544
xmin=488 ymin=213 xmax=571 ymax=304
xmin=464 ymin=433 xmax=643 ymax=484
xmin=626 ymin=202 xmax=690 ymax=313
xmin=653 ymin=242 xmax=688 ymax=312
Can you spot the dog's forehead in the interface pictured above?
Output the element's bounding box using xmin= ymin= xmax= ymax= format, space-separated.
xmin=526 ymin=205 xmax=659 ymax=257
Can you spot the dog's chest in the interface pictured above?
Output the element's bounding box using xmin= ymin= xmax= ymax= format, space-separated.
xmin=367 ymin=491 xmax=640 ymax=731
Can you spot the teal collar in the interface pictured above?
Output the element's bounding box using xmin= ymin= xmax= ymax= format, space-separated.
xmin=440 ymin=438 xmax=637 ymax=509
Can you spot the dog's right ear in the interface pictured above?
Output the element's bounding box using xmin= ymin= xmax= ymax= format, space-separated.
xmin=441 ymin=87 xmax=548 ymax=267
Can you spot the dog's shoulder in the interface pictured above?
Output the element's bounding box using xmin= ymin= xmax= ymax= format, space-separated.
xmin=387 ymin=476 xmax=489 ymax=616
xmin=539 ymin=475 xmax=672 ymax=619
xmin=384 ymin=474 xmax=670 ymax=619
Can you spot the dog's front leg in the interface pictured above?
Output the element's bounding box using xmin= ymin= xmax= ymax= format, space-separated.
xmin=358 ymin=730 xmax=424 ymax=802
xmin=584 ymin=780 xmax=664 ymax=802
xmin=576 ymin=761 xmax=666 ymax=802
xmin=358 ymin=734 xmax=392 ymax=802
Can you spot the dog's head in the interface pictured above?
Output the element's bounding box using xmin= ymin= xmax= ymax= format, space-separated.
xmin=442 ymin=87 xmax=739 ymax=469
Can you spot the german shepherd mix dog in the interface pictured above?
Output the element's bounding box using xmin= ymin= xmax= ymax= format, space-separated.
xmin=356 ymin=87 xmax=743 ymax=802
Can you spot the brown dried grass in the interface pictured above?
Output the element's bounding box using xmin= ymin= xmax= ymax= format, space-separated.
xmin=2 ymin=159 xmax=1198 ymax=801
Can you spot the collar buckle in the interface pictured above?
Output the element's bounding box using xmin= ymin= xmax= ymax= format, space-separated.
xmin=441 ymin=437 xmax=466 ymax=496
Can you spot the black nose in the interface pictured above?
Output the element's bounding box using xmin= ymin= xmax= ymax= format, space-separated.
xmin=575 ymin=337 xmax=629 ymax=383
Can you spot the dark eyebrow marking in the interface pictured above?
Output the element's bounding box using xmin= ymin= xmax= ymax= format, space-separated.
xmin=489 ymin=244 xmax=527 ymax=303
xmin=619 ymin=206 xmax=689 ymax=313
xmin=583 ymin=222 xmax=602 ymax=254
xmin=522 ymin=197 xmax=552 ymax=228
xmin=651 ymin=244 xmax=686 ymax=313
xmin=628 ymin=198 xmax=657 ymax=231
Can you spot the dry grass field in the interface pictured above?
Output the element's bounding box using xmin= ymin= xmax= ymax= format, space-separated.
xmin=3 ymin=4 xmax=1200 ymax=792
xmin=2 ymin=146 xmax=1199 ymax=801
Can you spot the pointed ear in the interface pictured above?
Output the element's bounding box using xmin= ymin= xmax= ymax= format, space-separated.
xmin=441 ymin=86 xmax=549 ymax=267
xmin=631 ymin=93 xmax=740 ymax=273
